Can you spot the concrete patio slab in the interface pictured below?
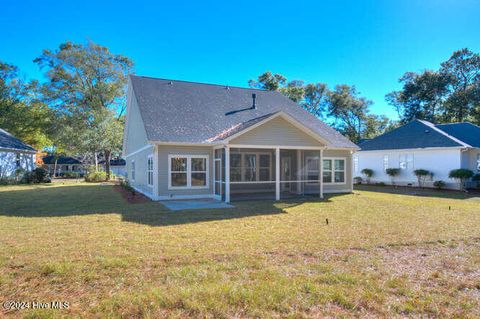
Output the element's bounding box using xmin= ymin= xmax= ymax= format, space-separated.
xmin=160 ymin=199 xmax=234 ymax=211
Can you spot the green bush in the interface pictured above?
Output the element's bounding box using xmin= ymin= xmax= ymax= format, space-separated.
xmin=21 ymin=167 xmax=51 ymax=184
xmin=433 ymin=180 xmax=446 ymax=190
xmin=353 ymin=176 xmax=363 ymax=184
xmin=414 ymin=169 xmax=432 ymax=188
xmin=361 ymin=169 xmax=374 ymax=184
xmin=85 ymin=167 xmax=107 ymax=183
xmin=63 ymin=172 xmax=81 ymax=179
xmin=385 ymin=168 xmax=400 ymax=185
xmin=120 ymin=179 xmax=136 ymax=195
xmin=448 ymin=169 xmax=474 ymax=191
xmin=472 ymin=174 xmax=480 ymax=188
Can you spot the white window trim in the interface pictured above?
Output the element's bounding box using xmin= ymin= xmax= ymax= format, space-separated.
xmin=399 ymin=153 xmax=414 ymax=170
xmin=147 ymin=155 xmax=153 ymax=187
xmin=168 ymin=155 xmax=209 ymax=190
xmin=131 ymin=160 xmax=135 ymax=182
xmin=323 ymin=157 xmax=347 ymax=185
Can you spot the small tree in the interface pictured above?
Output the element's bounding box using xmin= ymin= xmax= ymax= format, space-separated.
xmin=385 ymin=168 xmax=400 ymax=186
xmin=414 ymin=169 xmax=432 ymax=188
xmin=433 ymin=180 xmax=446 ymax=190
xmin=448 ymin=169 xmax=474 ymax=191
xmin=361 ymin=168 xmax=374 ymax=184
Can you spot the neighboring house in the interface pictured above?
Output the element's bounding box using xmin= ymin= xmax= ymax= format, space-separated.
xmin=42 ymin=156 xmax=84 ymax=177
xmin=0 ymin=128 xmax=36 ymax=178
xmin=122 ymin=75 xmax=358 ymax=202
xmin=101 ymin=158 xmax=126 ymax=177
xmin=355 ymin=120 xmax=480 ymax=189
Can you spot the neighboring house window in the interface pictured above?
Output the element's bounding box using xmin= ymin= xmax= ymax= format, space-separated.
xmin=131 ymin=160 xmax=135 ymax=181
xmin=306 ymin=157 xmax=320 ymax=184
xmin=168 ymin=155 xmax=209 ymax=189
xmin=353 ymin=156 xmax=359 ymax=173
xmin=383 ymin=155 xmax=389 ymax=171
xmin=323 ymin=158 xmax=346 ymax=184
xmin=399 ymin=154 xmax=414 ymax=170
xmin=16 ymin=153 xmax=21 ymax=168
xmin=477 ymin=154 xmax=480 ymax=172
xmin=147 ymin=155 xmax=153 ymax=187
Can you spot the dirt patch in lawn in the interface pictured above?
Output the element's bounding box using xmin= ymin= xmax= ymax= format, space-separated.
xmin=114 ymin=185 xmax=151 ymax=204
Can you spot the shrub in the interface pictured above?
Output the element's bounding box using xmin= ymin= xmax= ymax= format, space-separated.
xmin=353 ymin=176 xmax=363 ymax=184
xmin=120 ymin=179 xmax=136 ymax=195
xmin=414 ymin=169 xmax=432 ymax=188
xmin=21 ymin=167 xmax=51 ymax=184
xmin=433 ymin=180 xmax=446 ymax=190
xmin=85 ymin=166 xmax=107 ymax=183
xmin=385 ymin=168 xmax=400 ymax=185
xmin=0 ymin=177 xmax=16 ymax=185
xmin=472 ymin=174 xmax=480 ymax=188
xmin=361 ymin=169 xmax=374 ymax=184
xmin=448 ymin=169 xmax=474 ymax=191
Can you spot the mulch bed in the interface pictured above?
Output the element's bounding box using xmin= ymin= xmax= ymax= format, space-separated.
xmin=114 ymin=185 xmax=151 ymax=204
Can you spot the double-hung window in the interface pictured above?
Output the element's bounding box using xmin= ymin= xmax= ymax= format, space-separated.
xmin=399 ymin=154 xmax=414 ymax=170
xmin=147 ymin=155 xmax=154 ymax=187
xmin=169 ymin=155 xmax=208 ymax=189
xmin=383 ymin=155 xmax=389 ymax=171
xmin=323 ymin=158 xmax=346 ymax=184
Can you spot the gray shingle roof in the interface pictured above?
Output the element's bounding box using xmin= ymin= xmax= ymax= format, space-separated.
xmin=130 ymin=75 xmax=357 ymax=149
xmin=358 ymin=119 xmax=478 ymax=151
xmin=0 ymin=128 xmax=36 ymax=152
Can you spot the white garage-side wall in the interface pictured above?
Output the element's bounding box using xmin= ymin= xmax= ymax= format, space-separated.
xmin=0 ymin=150 xmax=36 ymax=178
xmin=354 ymin=148 xmax=464 ymax=189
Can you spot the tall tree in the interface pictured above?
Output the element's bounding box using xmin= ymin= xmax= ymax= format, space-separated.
xmin=302 ymin=83 xmax=329 ymax=119
xmin=0 ymin=61 xmax=54 ymax=149
xmin=327 ymin=85 xmax=372 ymax=143
xmin=440 ymin=48 xmax=480 ymax=122
xmin=34 ymin=41 xmax=133 ymax=179
xmin=386 ymin=70 xmax=450 ymax=123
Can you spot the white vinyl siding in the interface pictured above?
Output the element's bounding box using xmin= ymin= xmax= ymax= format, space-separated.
xmin=399 ymin=153 xmax=414 ymax=170
xmin=131 ymin=160 xmax=135 ymax=181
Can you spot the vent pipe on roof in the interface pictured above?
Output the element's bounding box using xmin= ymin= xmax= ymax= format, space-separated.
xmin=252 ymin=93 xmax=256 ymax=110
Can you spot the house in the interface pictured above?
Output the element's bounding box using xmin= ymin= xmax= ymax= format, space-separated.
xmin=101 ymin=158 xmax=126 ymax=177
xmin=42 ymin=155 xmax=84 ymax=177
xmin=122 ymin=75 xmax=358 ymax=202
xmin=355 ymin=120 xmax=480 ymax=189
xmin=0 ymin=128 xmax=37 ymax=178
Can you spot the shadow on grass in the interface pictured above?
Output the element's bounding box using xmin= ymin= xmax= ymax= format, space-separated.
xmin=0 ymin=184 xmax=339 ymax=226
xmin=354 ymin=184 xmax=480 ymax=200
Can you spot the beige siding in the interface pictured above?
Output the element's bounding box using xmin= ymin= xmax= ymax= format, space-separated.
xmin=230 ymin=116 xmax=325 ymax=147
xmin=323 ymin=149 xmax=353 ymax=193
xmin=124 ymin=91 xmax=149 ymax=155
xmin=126 ymin=146 xmax=153 ymax=196
xmin=157 ymin=145 xmax=214 ymax=198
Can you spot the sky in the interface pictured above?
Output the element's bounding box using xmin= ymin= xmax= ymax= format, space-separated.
xmin=1 ymin=0 xmax=480 ymax=119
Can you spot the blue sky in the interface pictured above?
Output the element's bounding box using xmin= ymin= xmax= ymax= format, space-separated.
xmin=2 ymin=0 xmax=479 ymax=119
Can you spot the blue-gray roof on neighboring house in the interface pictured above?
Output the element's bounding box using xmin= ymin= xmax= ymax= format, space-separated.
xmin=129 ymin=75 xmax=358 ymax=149
xmin=435 ymin=122 xmax=480 ymax=148
xmin=42 ymin=156 xmax=82 ymax=165
xmin=0 ymin=128 xmax=36 ymax=152
xmin=358 ymin=119 xmax=479 ymax=151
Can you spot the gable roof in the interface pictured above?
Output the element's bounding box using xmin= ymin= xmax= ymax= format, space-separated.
xmin=129 ymin=75 xmax=357 ymax=149
xmin=0 ymin=128 xmax=36 ymax=152
xmin=42 ymin=156 xmax=82 ymax=165
xmin=358 ymin=120 xmax=478 ymax=151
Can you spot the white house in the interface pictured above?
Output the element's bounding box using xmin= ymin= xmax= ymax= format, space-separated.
xmin=42 ymin=155 xmax=84 ymax=177
xmin=0 ymin=128 xmax=36 ymax=178
xmin=122 ymin=75 xmax=358 ymax=202
xmin=354 ymin=120 xmax=480 ymax=189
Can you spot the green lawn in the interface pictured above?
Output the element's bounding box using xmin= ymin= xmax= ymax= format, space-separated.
xmin=1 ymin=183 xmax=479 ymax=318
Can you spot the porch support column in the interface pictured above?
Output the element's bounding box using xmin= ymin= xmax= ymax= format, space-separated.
xmin=320 ymin=148 xmax=324 ymax=199
xmin=153 ymin=144 xmax=159 ymax=200
xmin=225 ymin=146 xmax=230 ymax=203
xmin=276 ymin=147 xmax=280 ymax=200
xmin=296 ymin=149 xmax=302 ymax=195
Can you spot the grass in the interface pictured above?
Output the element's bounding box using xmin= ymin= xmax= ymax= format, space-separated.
xmin=1 ymin=182 xmax=479 ymax=318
